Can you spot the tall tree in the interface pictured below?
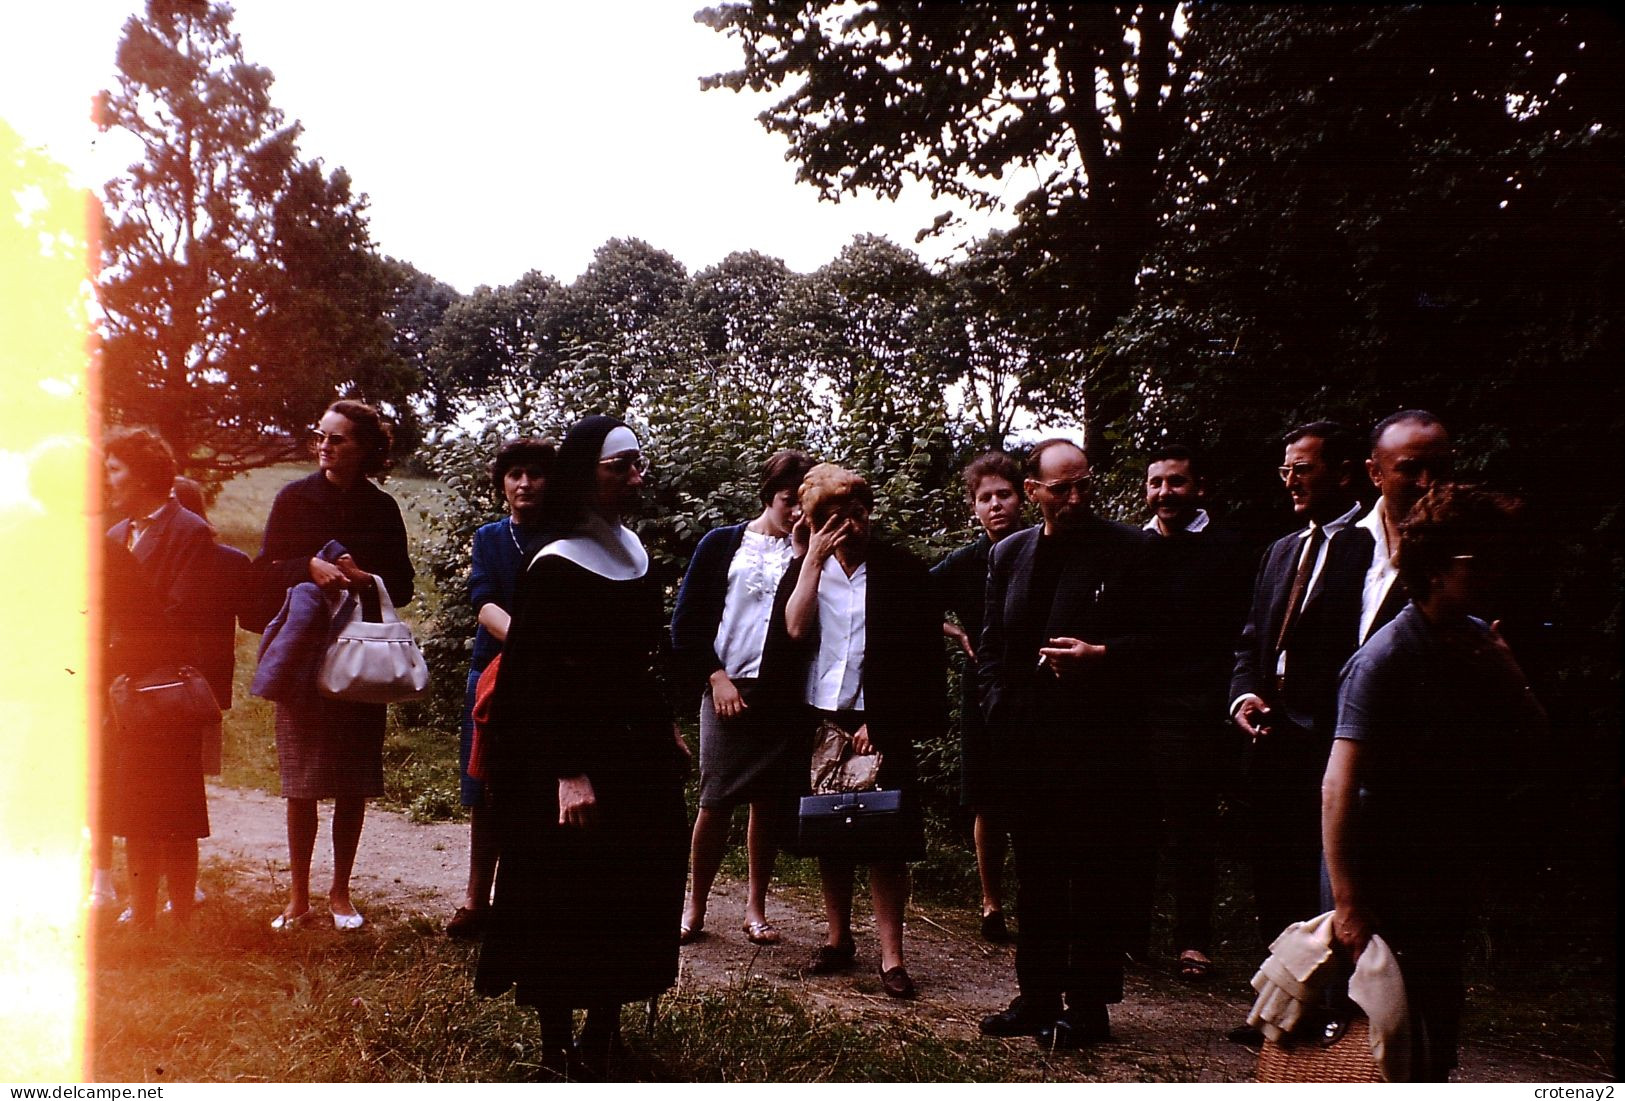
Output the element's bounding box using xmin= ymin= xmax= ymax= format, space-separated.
xmin=699 ymin=0 xmax=1190 ymax=461
xmin=97 ymin=0 xmax=412 ymax=478
xmin=385 ymin=259 xmax=461 ymax=428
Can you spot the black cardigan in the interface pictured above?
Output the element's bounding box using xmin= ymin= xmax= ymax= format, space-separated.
xmin=760 ymin=540 xmax=946 ymax=791
xmin=251 ymin=472 xmax=414 ymax=625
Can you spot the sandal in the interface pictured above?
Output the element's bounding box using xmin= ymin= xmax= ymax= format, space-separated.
xmin=1178 ymin=948 xmax=1213 ymax=982
xmin=742 ymin=920 xmax=782 ymax=945
xmin=679 ymin=920 xmax=706 ymax=945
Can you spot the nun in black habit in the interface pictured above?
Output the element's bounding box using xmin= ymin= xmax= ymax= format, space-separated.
xmin=475 ymin=415 xmax=690 ymax=1078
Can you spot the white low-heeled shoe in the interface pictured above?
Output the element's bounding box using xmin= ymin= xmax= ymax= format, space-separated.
xmin=270 ymin=909 xmax=315 ymax=931
xmin=332 ymin=910 xmax=365 ymax=931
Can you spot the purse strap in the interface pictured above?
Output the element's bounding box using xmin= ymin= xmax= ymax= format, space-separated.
xmin=367 ymin=573 xmax=401 ymax=623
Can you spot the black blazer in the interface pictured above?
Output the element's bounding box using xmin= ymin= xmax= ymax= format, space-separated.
xmin=761 ymin=540 xmax=946 ymax=792
xmin=1229 ymin=517 xmax=1371 ymax=736
xmin=976 ymin=514 xmax=1159 ymax=791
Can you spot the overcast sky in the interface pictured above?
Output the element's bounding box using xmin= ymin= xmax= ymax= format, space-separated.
xmin=3 ymin=0 xmax=1021 ymax=291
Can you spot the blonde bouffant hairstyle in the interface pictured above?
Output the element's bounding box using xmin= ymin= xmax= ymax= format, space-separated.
xmin=798 ymin=462 xmax=873 ymax=528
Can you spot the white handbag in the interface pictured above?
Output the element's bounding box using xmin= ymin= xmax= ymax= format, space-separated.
xmin=317 ymin=574 xmax=430 ymax=704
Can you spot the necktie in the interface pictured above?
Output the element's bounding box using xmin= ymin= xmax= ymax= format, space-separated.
xmin=1273 ymin=525 xmax=1325 ymax=662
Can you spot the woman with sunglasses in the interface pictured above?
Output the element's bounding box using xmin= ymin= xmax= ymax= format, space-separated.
xmin=252 ymin=399 xmax=414 ymax=931
xmin=475 ymin=415 xmax=690 ymax=1079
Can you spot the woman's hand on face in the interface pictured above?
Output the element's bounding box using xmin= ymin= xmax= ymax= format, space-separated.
xmin=852 ymin=723 xmax=875 ymax=756
xmin=308 ymin=556 xmax=350 ymax=591
xmin=557 ymin=775 xmax=597 ymax=828
xmin=710 ymin=671 xmax=747 ymax=719
xmin=805 ymin=513 xmax=850 ymax=565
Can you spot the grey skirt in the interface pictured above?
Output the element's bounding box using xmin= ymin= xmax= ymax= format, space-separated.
xmin=697 ymin=678 xmax=806 ymax=809
xmin=274 ymin=694 xmax=387 ymax=800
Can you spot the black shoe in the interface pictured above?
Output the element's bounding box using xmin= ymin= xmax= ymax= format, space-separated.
xmin=980 ymin=995 xmax=1061 ymax=1037
xmin=1036 ymin=1005 xmax=1111 ymax=1051
xmin=445 ymin=906 xmax=488 ymax=939
xmin=878 ymin=965 xmax=916 ymax=999
xmin=980 ymin=910 xmax=1011 ymax=943
xmin=1226 ymin=1023 xmax=1265 ymax=1048
xmin=804 ymin=937 xmax=856 ymax=975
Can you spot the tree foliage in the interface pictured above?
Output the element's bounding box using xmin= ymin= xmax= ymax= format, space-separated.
xmin=699 ymin=0 xmax=1192 ymax=460
xmin=97 ymin=0 xmax=413 ymax=479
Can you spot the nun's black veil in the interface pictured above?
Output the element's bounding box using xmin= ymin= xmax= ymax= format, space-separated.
xmin=535 ymin=414 xmax=627 ymax=542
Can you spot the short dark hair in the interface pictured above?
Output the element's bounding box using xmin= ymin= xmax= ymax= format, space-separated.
xmin=105 ymin=427 xmax=176 ymax=498
xmin=326 ymin=399 xmax=394 ymax=477
xmin=171 ymin=476 xmax=208 ymax=520
xmin=961 ymin=451 xmax=1023 ymax=506
xmin=488 ymin=436 xmax=557 ymax=499
xmin=1370 ymin=408 xmax=1445 ymax=451
xmin=1283 ymin=420 xmax=1362 ymax=471
xmin=1397 ymin=483 xmax=1521 ymax=600
xmin=1146 ymin=443 xmax=1203 ymax=482
xmin=1025 ymin=437 xmax=1087 ymax=479
xmin=759 ymin=449 xmax=815 ymax=507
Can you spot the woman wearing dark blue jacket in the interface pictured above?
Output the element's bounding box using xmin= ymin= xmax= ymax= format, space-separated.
xmin=671 ymin=449 xmax=813 ymax=946
xmin=446 ymin=437 xmax=555 ymax=938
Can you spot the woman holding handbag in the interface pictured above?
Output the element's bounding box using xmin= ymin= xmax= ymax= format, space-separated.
xmin=252 ymin=399 xmax=414 ymax=931
xmin=671 ymin=448 xmax=813 ymax=947
xmin=102 ymin=428 xmax=218 ymax=929
xmin=766 ymin=463 xmax=946 ymax=999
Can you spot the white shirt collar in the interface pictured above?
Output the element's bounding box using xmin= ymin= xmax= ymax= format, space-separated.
xmin=1144 ymin=508 xmax=1211 ymax=536
xmin=1299 ymin=500 xmax=1362 ymax=541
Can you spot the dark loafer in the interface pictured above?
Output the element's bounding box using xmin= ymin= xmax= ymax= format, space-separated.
xmin=878 ymin=965 xmax=916 ymax=999
xmin=804 ymin=937 xmax=856 ymax=975
xmin=980 ymin=910 xmax=1012 ymax=943
xmin=1036 ymin=1005 xmax=1111 ymax=1051
xmin=980 ymin=995 xmax=1061 ymax=1037
xmin=445 ymin=906 xmax=487 ymax=939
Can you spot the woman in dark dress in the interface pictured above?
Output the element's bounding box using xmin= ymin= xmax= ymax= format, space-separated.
xmin=252 ymin=400 xmax=414 ymax=931
xmin=672 ymin=448 xmax=813 ymax=946
xmin=475 ymin=415 xmax=690 ymax=1079
xmin=445 ymin=437 xmax=555 ymax=939
xmin=930 ymin=450 xmax=1024 ymax=942
xmin=1322 ymin=485 xmax=1544 ymax=1080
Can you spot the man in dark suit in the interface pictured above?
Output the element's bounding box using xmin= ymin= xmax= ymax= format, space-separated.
xmin=976 ymin=438 xmax=1159 ymax=1050
xmin=1128 ymin=445 xmax=1253 ymax=982
xmin=1229 ymin=421 xmax=1367 ymax=948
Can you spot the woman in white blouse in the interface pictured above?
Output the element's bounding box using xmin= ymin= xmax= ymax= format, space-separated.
xmin=671 ymin=450 xmax=815 ymax=946
xmin=768 ymin=463 xmax=946 ymax=1000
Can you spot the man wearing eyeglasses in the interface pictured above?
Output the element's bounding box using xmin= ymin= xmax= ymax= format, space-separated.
xmin=1228 ymin=421 xmax=1368 ymax=963
xmin=976 ymin=437 xmax=1160 ymax=1051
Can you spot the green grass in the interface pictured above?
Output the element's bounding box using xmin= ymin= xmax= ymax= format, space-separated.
xmin=91 ymin=859 xmax=1051 ymax=1083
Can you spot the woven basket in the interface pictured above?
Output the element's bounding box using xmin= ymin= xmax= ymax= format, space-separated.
xmin=1257 ymin=1015 xmax=1384 ymax=1083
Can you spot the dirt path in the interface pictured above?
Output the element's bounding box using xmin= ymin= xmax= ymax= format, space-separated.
xmin=201 ymin=781 xmax=1585 ymax=1083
